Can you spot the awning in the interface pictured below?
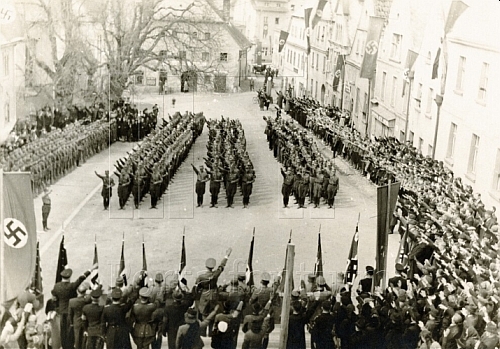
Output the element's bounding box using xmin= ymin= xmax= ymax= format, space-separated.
xmin=371 ymin=106 xmax=396 ymax=128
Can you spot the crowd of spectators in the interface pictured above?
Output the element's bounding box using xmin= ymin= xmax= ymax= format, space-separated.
xmin=114 ymin=100 xmax=159 ymax=142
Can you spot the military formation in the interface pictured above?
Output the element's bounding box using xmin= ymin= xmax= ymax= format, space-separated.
xmin=110 ymin=111 xmax=205 ymax=210
xmin=195 ymin=117 xmax=256 ymax=209
xmin=0 ymin=119 xmax=116 ymax=196
xmin=264 ymin=115 xmax=339 ymax=209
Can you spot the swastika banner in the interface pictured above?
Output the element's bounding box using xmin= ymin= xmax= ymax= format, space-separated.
xmin=2 ymin=172 xmax=37 ymax=302
xmin=359 ymin=16 xmax=385 ymax=79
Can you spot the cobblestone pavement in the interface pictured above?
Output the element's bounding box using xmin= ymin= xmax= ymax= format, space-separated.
xmin=35 ymin=82 xmax=401 ymax=325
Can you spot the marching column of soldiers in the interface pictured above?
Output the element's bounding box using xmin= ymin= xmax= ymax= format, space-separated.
xmin=0 ymin=119 xmax=116 ymax=196
xmin=264 ymin=115 xmax=339 ymax=209
xmin=113 ymin=111 xmax=205 ymax=210
xmin=196 ymin=117 xmax=256 ymax=209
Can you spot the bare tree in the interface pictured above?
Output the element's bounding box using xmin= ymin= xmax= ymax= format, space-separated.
xmin=21 ymin=0 xmax=98 ymax=107
xmin=93 ymin=0 xmax=226 ymax=99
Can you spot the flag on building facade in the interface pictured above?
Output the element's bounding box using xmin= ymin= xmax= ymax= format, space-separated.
xmin=119 ymin=238 xmax=127 ymax=285
xmin=332 ymin=54 xmax=344 ymax=91
xmin=90 ymin=239 xmax=99 ymax=288
xmin=256 ymin=41 xmax=262 ymax=65
xmin=246 ymin=230 xmax=255 ymax=287
xmin=344 ymin=225 xmax=359 ymax=285
xmin=374 ymin=182 xmax=401 ymax=288
xmin=431 ymin=47 xmax=441 ymax=80
xmin=402 ymin=49 xmax=418 ymax=96
xmin=444 ymin=0 xmax=468 ymax=35
xmin=278 ymin=30 xmax=289 ymax=53
xmin=1 ymin=172 xmax=37 ymax=302
xmin=314 ymin=233 xmax=323 ymax=277
xmin=304 ymin=8 xmax=312 ymax=55
xmin=179 ymin=234 xmax=187 ymax=285
xmin=55 ymin=236 xmax=68 ymax=284
xmin=359 ymin=16 xmax=385 ymax=79
xmin=311 ymin=0 xmax=328 ymax=29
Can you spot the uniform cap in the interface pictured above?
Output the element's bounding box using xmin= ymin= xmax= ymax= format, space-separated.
xmin=185 ymin=308 xmax=197 ymax=323
xmin=60 ymin=268 xmax=73 ymax=279
xmin=237 ymin=273 xmax=246 ymax=281
xmin=261 ymin=272 xmax=271 ymax=282
xmin=77 ymin=284 xmax=88 ymax=294
xmin=116 ymin=277 xmax=124 ymax=286
xmin=316 ymin=276 xmax=326 ymax=286
xmin=307 ymin=274 xmax=316 ymax=281
xmin=155 ymin=273 xmax=164 ymax=282
xmin=206 ymin=258 xmax=216 ymax=269
xmin=139 ymin=287 xmax=152 ymax=298
xmin=322 ymin=301 xmax=332 ymax=310
xmin=111 ymin=288 xmax=123 ymax=300
xmin=395 ymin=263 xmax=406 ymax=272
xmin=91 ymin=289 xmax=102 ymax=298
xmin=173 ymin=291 xmax=184 ymax=301
xmin=366 ymin=266 xmax=375 ymax=273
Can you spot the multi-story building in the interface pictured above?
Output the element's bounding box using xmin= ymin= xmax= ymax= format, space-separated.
xmin=280 ymin=7 xmax=308 ymax=98
xmin=430 ymin=0 xmax=500 ymax=209
xmin=0 ymin=8 xmax=24 ymax=142
xmin=371 ymin=0 xmax=427 ymax=140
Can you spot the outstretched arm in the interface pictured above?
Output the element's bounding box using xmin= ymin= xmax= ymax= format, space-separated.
xmin=191 ymin=164 xmax=199 ymax=175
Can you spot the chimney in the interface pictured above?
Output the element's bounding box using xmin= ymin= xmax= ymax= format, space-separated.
xmin=223 ymin=0 xmax=230 ymax=21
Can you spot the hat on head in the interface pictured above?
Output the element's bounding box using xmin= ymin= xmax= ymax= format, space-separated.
xmin=261 ymin=272 xmax=270 ymax=282
xmin=139 ymin=287 xmax=152 ymax=298
xmin=111 ymin=288 xmax=122 ymax=300
xmin=366 ymin=266 xmax=374 ymax=275
xmin=395 ymin=263 xmax=406 ymax=273
xmin=237 ymin=273 xmax=246 ymax=281
xmin=173 ymin=290 xmax=183 ymax=301
xmin=316 ymin=276 xmax=326 ymax=286
xmin=252 ymin=303 xmax=262 ymax=314
xmin=155 ymin=273 xmax=164 ymax=283
xmin=60 ymin=268 xmax=73 ymax=279
xmin=115 ymin=277 xmax=124 ymax=286
xmin=322 ymin=301 xmax=332 ymax=311
xmin=77 ymin=284 xmax=88 ymax=294
xmin=185 ymin=308 xmax=197 ymax=323
xmin=205 ymin=258 xmax=216 ymax=269
xmin=307 ymin=274 xmax=316 ymax=281
xmin=291 ymin=290 xmax=300 ymax=299
xmin=91 ymin=289 xmax=102 ymax=298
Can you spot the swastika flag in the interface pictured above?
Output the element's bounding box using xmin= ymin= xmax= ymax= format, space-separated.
xmin=359 ymin=17 xmax=385 ymax=79
xmin=2 ymin=172 xmax=37 ymax=302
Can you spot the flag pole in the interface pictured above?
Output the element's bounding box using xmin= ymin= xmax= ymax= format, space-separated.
xmin=279 ymin=243 xmax=295 ymax=349
xmin=0 ymin=168 xmax=5 ymax=305
xmin=382 ymin=181 xmax=392 ymax=290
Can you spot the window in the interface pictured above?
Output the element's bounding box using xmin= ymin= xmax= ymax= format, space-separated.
xmin=400 ymin=131 xmax=405 ymax=143
xmin=204 ymin=74 xmax=211 ymax=84
xmin=311 ymin=52 xmax=315 ymax=67
xmin=402 ymin=81 xmax=409 ymax=114
xmin=355 ymin=38 xmax=360 ymax=55
xmin=293 ymin=51 xmax=296 ymax=66
xmin=418 ymin=137 xmax=424 ymax=153
xmin=179 ymin=51 xmax=186 ymax=59
xmin=390 ymin=34 xmax=402 ymax=61
xmin=219 ymin=53 xmax=228 ymax=61
xmin=446 ymin=122 xmax=457 ymax=159
xmin=409 ymin=131 xmax=414 ymax=144
xmin=135 ymin=71 xmax=144 ymax=85
xmin=426 ymin=51 xmax=432 ymax=65
xmin=428 ymin=145 xmax=433 ymax=157
xmin=205 ymin=32 xmax=211 ymax=40
xmin=322 ymin=57 xmax=326 ymax=73
xmin=263 ymin=47 xmax=268 ymax=56
xmin=275 ymin=17 xmax=279 ymax=25
xmin=315 ymin=81 xmax=318 ymax=99
xmin=321 ymin=26 xmax=325 ymax=42
xmin=391 ymin=76 xmax=397 ymax=107
xmin=263 ymin=17 xmax=268 ymax=24
xmin=202 ymin=52 xmax=209 ymax=61
xmin=381 ymin=72 xmax=387 ymax=101
xmin=415 ymin=83 xmax=422 ymax=109
xmin=3 ymin=52 xmax=9 ymax=76
xmin=492 ymin=149 xmax=500 ymax=191
xmin=456 ymin=56 xmax=466 ymax=92
xmin=159 ymin=50 xmax=167 ymax=57
xmin=355 ymin=87 xmax=361 ymax=113
xmin=4 ymin=102 xmax=10 ymax=122
xmin=363 ymin=92 xmax=368 ymax=121
xmin=478 ymin=62 xmax=489 ymax=102
xmin=426 ymin=88 xmax=433 ymax=115
xmin=301 ymin=54 xmax=304 ymax=71
xmin=311 ymin=79 xmax=313 ymax=95
xmin=468 ymin=134 xmax=480 ymax=174
xmin=316 ymin=54 xmax=319 ymax=71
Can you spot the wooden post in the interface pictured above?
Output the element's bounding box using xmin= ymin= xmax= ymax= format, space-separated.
xmin=279 ymin=243 xmax=295 ymax=349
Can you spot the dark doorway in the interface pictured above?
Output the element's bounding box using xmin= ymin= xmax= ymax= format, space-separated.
xmin=214 ymin=75 xmax=226 ymax=92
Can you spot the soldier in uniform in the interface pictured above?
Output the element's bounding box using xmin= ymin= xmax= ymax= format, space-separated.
xmin=250 ymin=272 xmax=273 ymax=308
xmin=82 ymin=288 xmax=105 ymax=349
xmin=281 ymin=168 xmax=294 ymax=208
xmin=358 ymin=266 xmax=374 ymax=296
xmin=162 ymin=290 xmax=193 ymax=349
xmin=41 ymin=187 xmax=52 ymax=231
xmin=191 ymin=164 xmax=209 ymax=207
xmin=312 ymin=167 xmax=324 ymax=208
xmin=68 ymin=284 xmax=91 ymax=349
xmin=241 ymin=168 xmax=255 ymax=208
xmin=95 ymin=170 xmax=115 ymax=210
xmin=101 ymin=288 xmax=134 ymax=349
xmin=195 ymin=248 xmax=232 ymax=335
xmin=117 ymin=168 xmax=131 ymax=209
xmin=226 ymin=166 xmax=239 ymax=208
xmin=150 ymin=166 xmax=162 ymax=209
xmin=51 ymin=265 xmax=96 ymax=349
xmin=131 ymin=287 xmax=158 ymax=349
xmin=326 ymin=169 xmax=339 ymax=209
xmin=209 ymin=167 xmax=224 ymax=208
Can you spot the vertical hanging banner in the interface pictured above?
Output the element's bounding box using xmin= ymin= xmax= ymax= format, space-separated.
xmin=256 ymin=41 xmax=262 ymax=65
xmin=245 ymin=230 xmax=255 ymax=287
xmin=314 ymin=233 xmax=323 ymax=277
xmin=359 ymin=16 xmax=385 ymax=79
xmin=344 ymin=224 xmax=359 ymax=285
xmin=2 ymin=173 xmax=37 ymax=302
xmin=311 ymin=0 xmax=328 ymax=29
xmin=402 ymin=49 xmax=418 ymax=96
xmin=278 ymin=31 xmax=289 ymax=53
xmin=304 ymin=8 xmax=312 ymax=55
xmin=332 ymin=54 xmax=344 ymax=91
xmin=374 ymin=182 xmax=400 ymax=288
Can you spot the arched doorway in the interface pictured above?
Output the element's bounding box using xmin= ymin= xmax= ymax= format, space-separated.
xmin=320 ymin=84 xmax=326 ymax=105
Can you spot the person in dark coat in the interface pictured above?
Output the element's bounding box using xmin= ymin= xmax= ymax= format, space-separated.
xmin=162 ymin=291 xmax=193 ymax=349
xmin=101 ymin=288 xmax=135 ymax=349
xmin=82 ymin=288 xmax=105 ymax=349
xmin=286 ymin=300 xmax=317 ymax=349
xmin=311 ymin=301 xmax=335 ymax=349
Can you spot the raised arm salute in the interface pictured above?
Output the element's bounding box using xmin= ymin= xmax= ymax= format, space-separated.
xmin=95 ymin=170 xmax=115 ymax=210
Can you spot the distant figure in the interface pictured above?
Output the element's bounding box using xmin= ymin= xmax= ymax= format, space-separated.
xmin=249 ymin=78 xmax=255 ymax=91
xmin=172 ymin=98 xmax=176 ymax=108
xmin=42 ymin=187 xmax=52 ymax=231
